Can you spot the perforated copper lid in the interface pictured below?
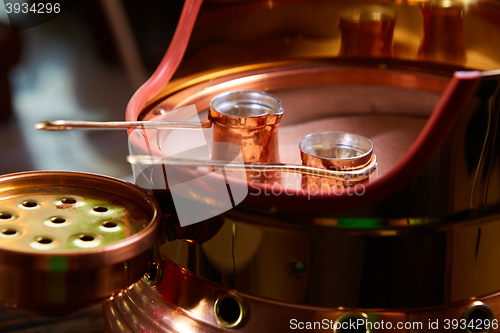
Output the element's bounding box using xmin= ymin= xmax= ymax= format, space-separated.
xmin=0 ymin=171 xmax=161 ymax=316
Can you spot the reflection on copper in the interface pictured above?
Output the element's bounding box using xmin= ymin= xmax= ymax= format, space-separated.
xmin=339 ymin=5 xmax=396 ymax=57
xmin=152 ymin=189 xmax=225 ymax=244
xmin=300 ymin=132 xmax=376 ymax=191
xmin=105 ymin=255 xmax=500 ymax=332
xmin=141 ymin=63 xmax=450 ymax=120
xmin=418 ymin=1 xmax=466 ymax=65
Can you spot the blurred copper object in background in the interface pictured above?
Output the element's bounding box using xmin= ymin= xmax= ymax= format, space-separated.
xmin=339 ymin=5 xmax=396 ymax=57
xmin=418 ymin=0 xmax=466 ymax=65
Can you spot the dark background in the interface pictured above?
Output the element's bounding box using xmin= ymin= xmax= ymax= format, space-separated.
xmin=0 ymin=0 xmax=183 ymax=178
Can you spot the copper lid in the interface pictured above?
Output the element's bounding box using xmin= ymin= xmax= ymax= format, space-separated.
xmin=0 ymin=171 xmax=161 ymax=316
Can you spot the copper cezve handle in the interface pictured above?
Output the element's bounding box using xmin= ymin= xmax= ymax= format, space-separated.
xmin=35 ymin=119 xmax=213 ymax=131
xmin=127 ymin=155 xmax=377 ymax=182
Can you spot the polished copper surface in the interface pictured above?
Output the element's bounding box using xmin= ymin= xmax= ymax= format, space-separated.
xmin=300 ymin=156 xmax=376 ymax=191
xmin=0 ymin=171 xmax=161 ymax=316
xmin=157 ymin=209 xmax=500 ymax=309
xmin=104 ymin=255 xmax=500 ymax=332
xmin=141 ymin=60 xmax=451 ymax=117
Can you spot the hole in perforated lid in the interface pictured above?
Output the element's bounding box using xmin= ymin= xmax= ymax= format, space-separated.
xmin=102 ymin=221 xmax=117 ymax=228
xmin=50 ymin=217 xmax=66 ymax=224
xmin=61 ymin=197 xmax=76 ymax=204
xmin=0 ymin=212 xmax=12 ymax=220
xmin=37 ymin=237 xmax=53 ymax=244
xmin=1 ymin=228 xmax=16 ymax=235
xmin=93 ymin=206 xmax=108 ymax=213
xmin=22 ymin=200 xmax=38 ymax=208
xmin=79 ymin=234 xmax=94 ymax=242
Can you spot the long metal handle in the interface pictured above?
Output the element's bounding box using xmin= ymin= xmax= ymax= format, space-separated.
xmin=127 ymin=155 xmax=377 ymax=181
xmin=35 ymin=120 xmax=213 ymax=131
